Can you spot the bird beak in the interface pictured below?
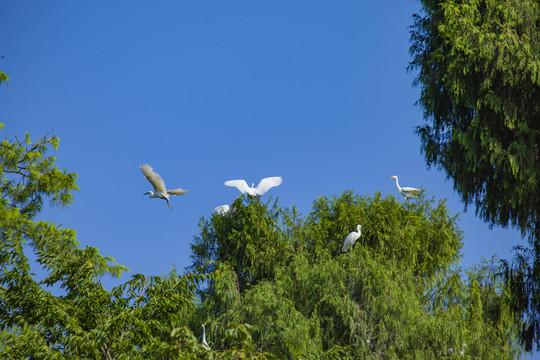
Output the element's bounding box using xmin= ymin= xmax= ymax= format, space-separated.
xmin=386 ymin=177 xmax=392 ymax=179
xmin=143 ymin=192 xmax=150 ymax=195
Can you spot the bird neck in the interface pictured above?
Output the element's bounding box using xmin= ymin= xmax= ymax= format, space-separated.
xmin=394 ymin=177 xmax=401 ymax=191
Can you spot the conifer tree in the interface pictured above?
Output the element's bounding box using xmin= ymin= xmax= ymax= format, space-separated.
xmin=409 ymin=0 xmax=540 ymax=350
xmin=191 ymin=192 xmax=524 ymax=358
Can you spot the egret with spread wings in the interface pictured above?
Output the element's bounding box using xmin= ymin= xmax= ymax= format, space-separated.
xmin=225 ymin=176 xmax=282 ymax=196
xmin=214 ymin=204 xmax=230 ymax=214
xmin=140 ymin=164 xmax=190 ymax=209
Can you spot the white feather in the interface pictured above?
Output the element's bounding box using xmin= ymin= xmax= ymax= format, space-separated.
xmin=225 ymin=176 xmax=282 ymax=196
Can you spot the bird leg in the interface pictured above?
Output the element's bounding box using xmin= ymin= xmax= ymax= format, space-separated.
xmin=167 ymin=201 xmax=172 ymax=210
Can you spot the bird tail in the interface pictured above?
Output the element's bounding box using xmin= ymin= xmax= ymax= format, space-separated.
xmin=167 ymin=188 xmax=190 ymax=196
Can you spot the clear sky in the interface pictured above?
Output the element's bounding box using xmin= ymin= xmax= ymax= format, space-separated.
xmin=2 ymin=1 xmax=534 ymax=355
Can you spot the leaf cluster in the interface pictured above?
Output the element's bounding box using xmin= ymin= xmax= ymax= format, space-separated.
xmin=409 ymin=0 xmax=540 ymax=350
xmin=0 ymin=127 xmax=527 ymax=358
xmin=190 ymin=191 xmax=524 ymax=358
xmin=0 ymin=130 xmax=208 ymax=359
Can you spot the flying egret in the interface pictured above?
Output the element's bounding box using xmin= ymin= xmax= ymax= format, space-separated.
xmin=202 ymin=324 xmax=210 ymax=350
xmin=225 ymin=176 xmax=282 ymax=196
xmin=214 ymin=204 xmax=230 ymax=214
xmin=342 ymin=224 xmax=362 ymax=253
xmin=387 ymin=175 xmax=420 ymax=199
xmin=140 ymin=164 xmax=190 ymax=209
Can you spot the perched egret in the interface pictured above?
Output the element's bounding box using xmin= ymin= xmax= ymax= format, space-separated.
xmin=202 ymin=324 xmax=210 ymax=350
xmin=225 ymin=176 xmax=282 ymax=196
xmin=214 ymin=204 xmax=230 ymax=214
xmin=140 ymin=164 xmax=190 ymax=209
xmin=342 ymin=224 xmax=362 ymax=253
xmin=387 ymin=175 xmax=420 ymax=199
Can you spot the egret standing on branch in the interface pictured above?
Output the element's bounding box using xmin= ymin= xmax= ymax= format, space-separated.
xmin=225 ymin=176 xmax=282 ymax=196
xmin=387 ymin=175 xmax=420 ymax=200
xmin=342 ymin=224 xmax=362 ymax=253
xmin=140 ymin=163 xmax=190 ymax=209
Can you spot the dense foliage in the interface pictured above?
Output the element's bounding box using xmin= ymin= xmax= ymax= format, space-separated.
xmin=191 ymin=193 xmax=524 ymax=359
xmin=0 ymin=129 xmax=215 ymax=359
xmin=409 ymin=0 xmax=540 ymax=350
xmin=409 ymin=0 xmax=540 ymax=237
xmin=0 ymin=126 xmax=526 ymax=358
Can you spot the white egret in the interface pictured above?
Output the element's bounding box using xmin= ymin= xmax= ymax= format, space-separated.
xmin=387 ymin=175 xmax=420 ymax=199
xmin=202 ymin=324 xmax=210 ymax=350
xmin=140 ymin=163 xmax=190 ymax=209
xmin=225 ymin=176 xmax=282 ymax=196
xmin=342 ymin=224 xmax=362 ymax=253
xmin=214 ymin=204 xmax=230 ymax=214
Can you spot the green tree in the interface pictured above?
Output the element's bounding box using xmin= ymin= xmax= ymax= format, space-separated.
xmin=409 ymin=0 xmax=540 ymax=350
xmin=0 ymin=126 xmax=525 ymax=358
xmin=191 ymin=197 xmax=292 ymax=295
xmin=0 ymin=127 xmax=210 ymax=358
xmin=0 ymin=126 xmax=276 ymax=359
xmin=191 ymin=191 xmax=524 ymax=358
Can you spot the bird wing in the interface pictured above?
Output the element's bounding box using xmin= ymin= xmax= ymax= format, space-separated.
xmin=167 ymin=188 xmax=190 ymax=196
xmin=140 ymin=164 xmax=167 ymax=193
xmin=342 ymin=236 xmax=352 ymax=252
xmin=342 ymin=229 xmax=361 ymax=252
xmin=225 ymin=179 xmax=250 ymax=194
xmin=214 ymin=204 xmax=230 ymax=214
xmin=401 ymin=186 xmax=420 ymax=193
xmin=255 ymin=176 xmax=282 ymax=196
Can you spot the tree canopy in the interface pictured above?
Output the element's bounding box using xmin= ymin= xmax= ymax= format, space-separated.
xmin=409 ymin=0 xmax=540 ymax=350
xmin=190 ymin=193 xmax=524 ymax=359
xmin=0 ymin=128 xmax=217 ymax=359
xmin=0 ymin=127 xmax=526 ymax=358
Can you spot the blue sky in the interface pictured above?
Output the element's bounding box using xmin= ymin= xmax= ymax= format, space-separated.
xmin=2 ymin=1 xmax=533 ymax=354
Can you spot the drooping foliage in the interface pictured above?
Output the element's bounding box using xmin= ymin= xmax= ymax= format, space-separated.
xmin=0 ymin=128 xmax=214 ymax=359
xmin=191 ymin=192 xmax=524 ymax=359
xmin=409 ymin=0 xmax=540 ymax=235
xmin=409 ymin=0 xmax=540 ymax=350
xmin=0 ymin=126 xmax=526 ymax=358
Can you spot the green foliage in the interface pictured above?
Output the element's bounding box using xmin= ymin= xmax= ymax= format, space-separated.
xmin=191 ymin=196 xmax=291 ymax=294
xmin=306 ymin=191 xmax=462 ymax=277
xmin=409 ymin=0 xmax=540 ymax=235
xmin=171 ymin=322 xmax=272 ymax=359
xmin=409 ymin=0 xmax=540 ymax=350
xmin=0 ymin=127 xmax=526 ymax=358
xmin=0 ymin=63 xmax=7 ymax=87
xmin=0 ymin=72 xmax=7 ymax=87
xmin=191 ymin=191 xmax=524 ymax=358
xmin=0 ymin=130 xmax=208 ymax=359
